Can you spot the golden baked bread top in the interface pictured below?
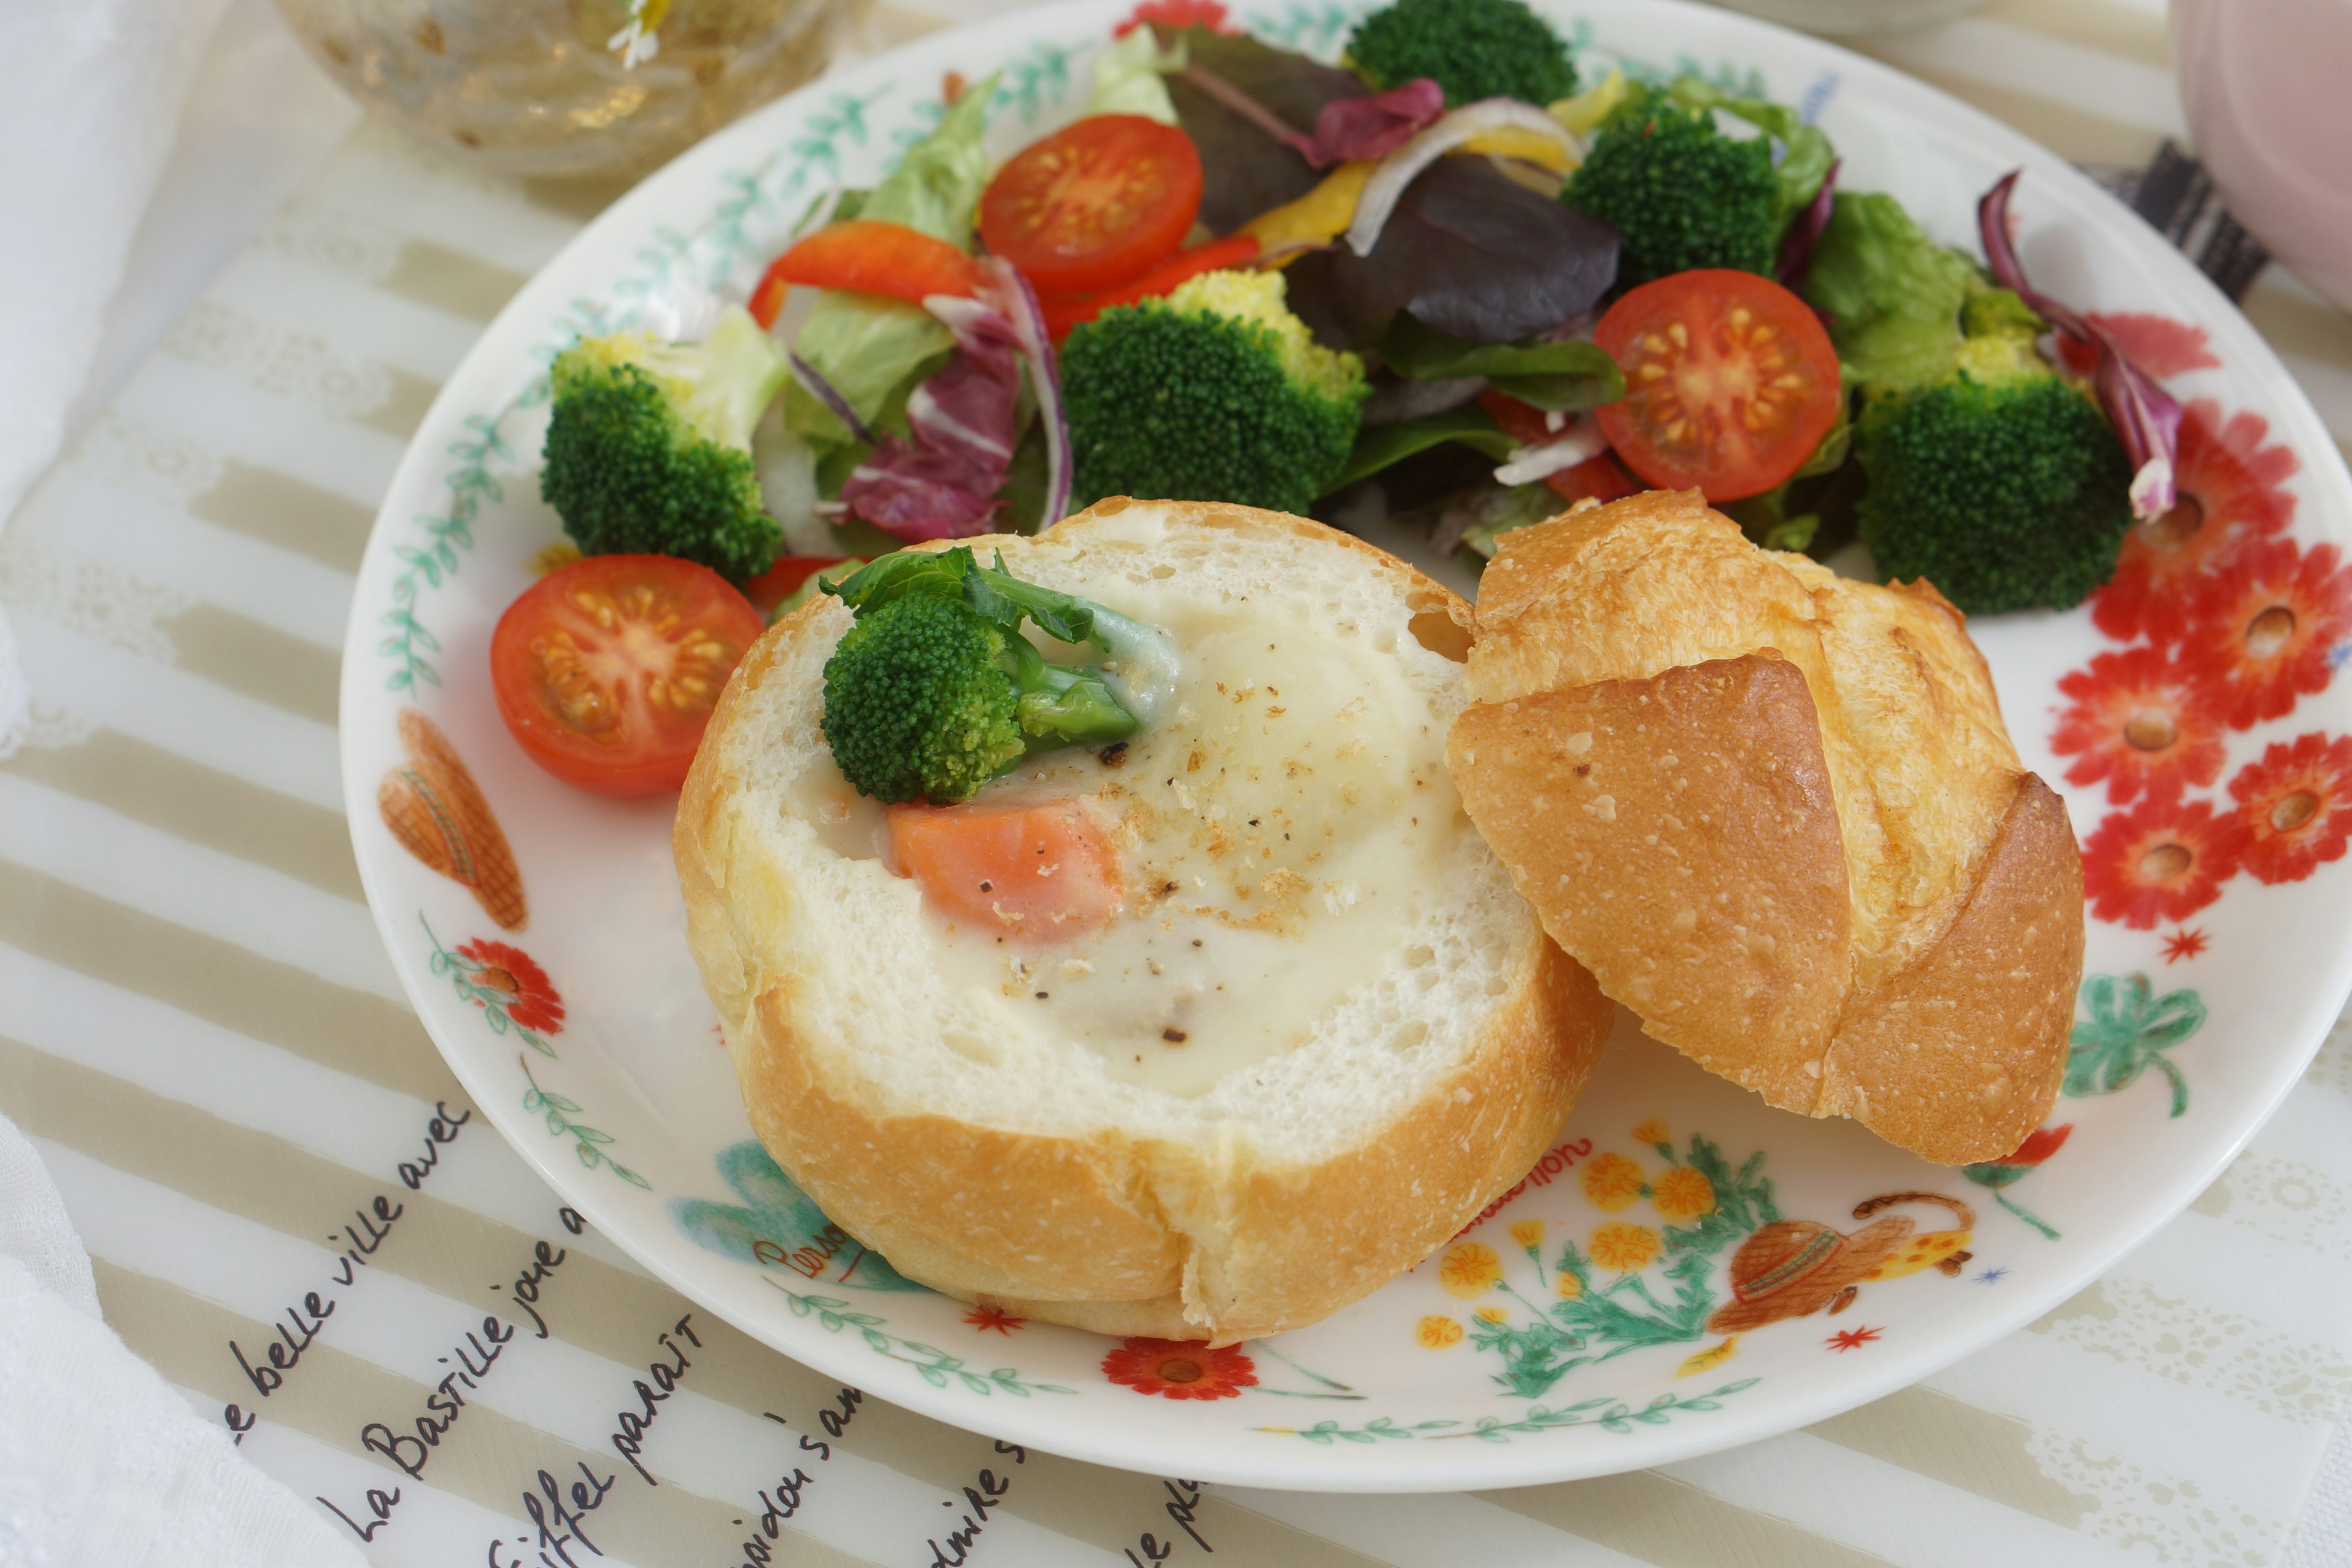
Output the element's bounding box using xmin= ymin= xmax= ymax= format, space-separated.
xmin=1467 ymin=489 xmax=2023 ymax=989
xmin=1449 ymin=489 xmax=2084 ymax=1163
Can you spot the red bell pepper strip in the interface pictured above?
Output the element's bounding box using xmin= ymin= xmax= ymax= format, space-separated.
xmin=748 ymin=221 xmax=984 ymax=325
xmin=1039 ymin=233 xmax=1263 ymax=343
xmin=1542 ymin=451 xmax=1642 ymax=507
xmin=748 ymin=269 xmax=791 ymax=330
xmin=1478 ymin=391 xmax=1642 ymax=505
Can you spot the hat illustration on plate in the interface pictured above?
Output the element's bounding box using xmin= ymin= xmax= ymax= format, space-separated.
xmin=378 ymin=708 xmax=527 ymax=930
xmin=1703 ymin=1213 xmax=1915 ymax=1335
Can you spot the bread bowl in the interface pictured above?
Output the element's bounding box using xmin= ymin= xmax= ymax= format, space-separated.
xmin=1447 ymin=489 xmax=2084 ymax=1165
xmin=675 ymin=498 xmax=1615 ymax=1343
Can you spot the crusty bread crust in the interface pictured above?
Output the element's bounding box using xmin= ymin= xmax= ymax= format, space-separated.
xmin=676 ymin=499 xmax=1615 ymax=1343
xmin=1448 ymin=491 xmax=2084 ymax=1164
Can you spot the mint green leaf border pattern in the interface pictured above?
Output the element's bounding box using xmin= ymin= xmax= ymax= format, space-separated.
xmin=416 ymin=911 xmax=654 ymax=1191
xmin=763 ymin=1280 xmax=1078 ymax=1396
xmin=1258 ymin=1379 xmax=1763 ymax=1444
xmin=518 ymin=1054 xmax=652 ymax=1190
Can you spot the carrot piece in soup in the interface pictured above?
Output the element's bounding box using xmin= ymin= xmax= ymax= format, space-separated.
xmin=888 ymin=800 xmax=1124 ymax=937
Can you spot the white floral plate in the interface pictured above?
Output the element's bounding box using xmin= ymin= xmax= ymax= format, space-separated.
xmin=341 ymin=0 xmax=2352 ymax=1490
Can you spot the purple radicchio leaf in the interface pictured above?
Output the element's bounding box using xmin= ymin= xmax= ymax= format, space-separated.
xmin=834 ymin=299 xmax=1022 ymax=541
xmin=1288 ymin=78 xmax=1447 ymax=168
xmin=831 ymin=258 xmax=1072 ymax=541
xmin=1776 ymin=157 xmax=1840 ymax=289
xmin=1308 ymin=79 xmax=1447 ymax=165
xmin=1979 ymin=170 xmax=2182 ymax=520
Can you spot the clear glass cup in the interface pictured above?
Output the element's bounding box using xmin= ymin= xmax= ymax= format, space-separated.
xmin=271 ymin=0 xmax=865 ymax=180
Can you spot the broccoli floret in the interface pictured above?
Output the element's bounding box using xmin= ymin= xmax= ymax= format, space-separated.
xmin=1346 ymin=0 xmax=1578 ymax=108
xmin=818 ymin=549 xmax=1174 ymax=804
xmin=540 ymin=306 xmax=788 ymax=581
xmin=1061 ymin=270 xmax=1367 ymax=514
xmin=1561 ymin=105 xmax=1777 ymax=293
xmin=821 ymin=595 xmax=1027 ymax=805
xmin=1856 ymin=371 xmax=2134 ymax=615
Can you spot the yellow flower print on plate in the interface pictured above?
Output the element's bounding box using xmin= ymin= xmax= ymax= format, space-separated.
xmin=1631 ymin=1117 xmax=1672 ymax=1148
xmin=1590 ymin=1222 xmax=1662 ymax=1273
xmin=1507 ymin=1219 xmax=1547 ymax=1250
xmin=1653 ymin=1165 xmax=1717 ymax=1222
xmin=1415 ymin=1315 xmax=1464 ymax=1349
xmin=1439 ymin=1242 xmax=1502 ymax=1297
xmin=1581 ymin=1152 xmax=1645 ymax=1213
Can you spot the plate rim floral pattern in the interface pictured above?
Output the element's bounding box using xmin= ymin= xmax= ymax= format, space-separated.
xmin=339 ymin=0 xmax=2352 ymax=1491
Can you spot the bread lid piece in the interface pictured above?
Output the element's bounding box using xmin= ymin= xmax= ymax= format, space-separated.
xmin=1447 ymin=491 xmax=2084 ymax=1164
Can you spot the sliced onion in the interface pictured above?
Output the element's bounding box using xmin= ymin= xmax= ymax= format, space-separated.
xmin=1978 ymin=170 xmax=2182 ymax=521
xmin=1492 ymin=417 xmax=1606 ymax=486
xmin=1346 ymin=100 xmax=1584 ymax=258
xmin=787 ymin=350 xmax=876 ymax=447
xmin=969 ymin=258 xmax=1072 ymax=529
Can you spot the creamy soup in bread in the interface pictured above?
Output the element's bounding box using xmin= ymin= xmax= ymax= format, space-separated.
xmin=790 ymin=579 xmax=1463 ymax=1096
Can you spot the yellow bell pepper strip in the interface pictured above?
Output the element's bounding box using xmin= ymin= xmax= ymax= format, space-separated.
xmin=1240 ymin=161 xmax=1376 ymax=261
xmin=1459 ymin=123 xmax=1581 ymax=172
xmin=1550 ymin=66 xmax=1632 ymax=138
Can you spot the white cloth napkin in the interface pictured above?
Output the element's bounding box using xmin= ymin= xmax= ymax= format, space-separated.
xmin=0 ymin=0 xmax=354 ymax=760
xmin=0 ymin=1 xmax=365 ymax=1557
xmin=0 ymin=1113 xmax=366 ymax=1566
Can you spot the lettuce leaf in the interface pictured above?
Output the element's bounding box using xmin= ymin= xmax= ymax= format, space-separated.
xmin=1324 ymin=404 xmax=1513 ymax=494
xmin=862 ymin=82 xmax=994 ymax=243
xmin=1089 ymin=26 xmax=1184 ymax=123
xmin=1800 ymin=190 xmax=1980 ymax=391
xmin=1380 ymin=314 xmax=1624 ymax=411
xmin=1667 ymin=78 xmax=1835 ymax=236
xmin=785 ymin=84 xmax=994 ymax=445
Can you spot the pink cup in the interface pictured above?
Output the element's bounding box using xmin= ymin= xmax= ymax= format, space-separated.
xmin=2173 ymin=0 xmax=2352 ymax=311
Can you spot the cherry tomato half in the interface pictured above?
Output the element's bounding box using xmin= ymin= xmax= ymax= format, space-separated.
xmin=1545 ymin=451 xmax=1643 ymax=507
xmin=980 ymin=115 xmax=1204 ymax=295
xmin=1593 ymin=270 xmax=1843 ymax=503
xmin=490 ymin=555 xmax=764 ymax=797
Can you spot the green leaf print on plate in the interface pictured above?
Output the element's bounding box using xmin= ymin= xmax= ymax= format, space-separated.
xmin=674 ymin=1140 xmax=924 ymax=1291
xmin=2067 ymin=972 xmax=2208 ymax=1117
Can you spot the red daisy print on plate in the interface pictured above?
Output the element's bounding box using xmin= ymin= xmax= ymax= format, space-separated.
xmin=2081 ymin=791 xmax=2249 ymax=929
xmin=1101 ymin=1338 xmax=1259 ymax=1400
xmin=2049 ymin=646 xmax=2227 ymax=805
xmin=2162 ymin=927 xmax=2210 ymax=963
xmin=2228 ymin=732 xmax=2352 ymax=884
xmin=2091 ymin=400 xmax=2299 ymax=646
xmin=2179 ymin=537 xmax=2352 ymax=729
xmin=455 ymin=939 xmax=566 ymax=1035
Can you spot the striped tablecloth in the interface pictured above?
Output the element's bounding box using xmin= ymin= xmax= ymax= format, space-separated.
xmin=6 ymin=1 xmax=2352 ymax=1563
